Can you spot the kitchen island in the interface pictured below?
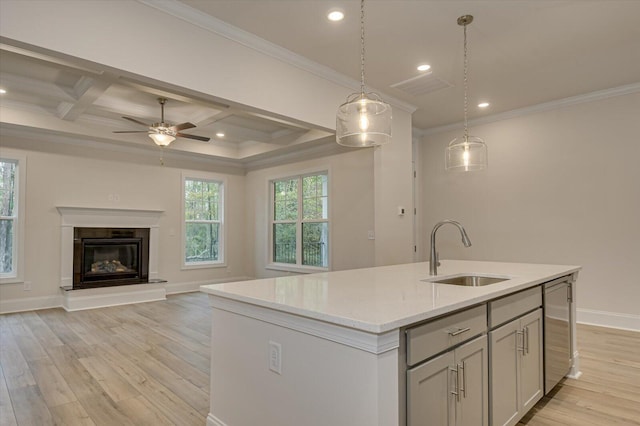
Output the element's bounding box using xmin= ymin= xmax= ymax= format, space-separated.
xmin=200 ymin=260 xmax=580 ymax=426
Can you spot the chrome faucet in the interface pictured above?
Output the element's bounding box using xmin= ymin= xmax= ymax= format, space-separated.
xmin=430 ymin=220 xmax=472 ymax=275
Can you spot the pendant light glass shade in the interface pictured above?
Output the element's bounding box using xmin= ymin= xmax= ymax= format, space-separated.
xmin=446 ymin=136 xmax=487 ymax=171
xmin=336 ymin=0 xmax=391 ymax=147
xmin=337 ymin=93 xmax=392 ymax=147
xmin=446 ymin=15 xmax=487 ymax=171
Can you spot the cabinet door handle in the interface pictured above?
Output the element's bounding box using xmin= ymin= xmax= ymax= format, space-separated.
xmin=516 ymin=330 xmax=525 ymax=352
xmin=567 ymin=283 xmax=573 ymax=303
xmin=449 ymin=327 xmax=471 ymax=337
xmin=459 ymin=362 xmax=467 ymax=399
xmin=449 ymin=366 xmax=460 ymax=402
xmin=525 ymin=326 xmax=530 ymax=355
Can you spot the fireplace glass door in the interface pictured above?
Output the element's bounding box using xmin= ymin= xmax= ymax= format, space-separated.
xmin=82 ymin=238 xmax=141 ymax=282
xmin=73 ymin=227 xmax=150 ymax=289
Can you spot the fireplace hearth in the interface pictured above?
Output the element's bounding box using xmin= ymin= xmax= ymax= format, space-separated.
xmin=73 ymin=227 xmax=149 ymax=289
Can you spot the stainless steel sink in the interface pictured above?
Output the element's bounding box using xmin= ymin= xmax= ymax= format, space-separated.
xmin=425 ymin=275 xmax=510 ymax=286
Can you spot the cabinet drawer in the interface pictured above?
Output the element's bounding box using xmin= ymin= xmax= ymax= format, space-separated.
xmin=489 ymin=286 xmax=541 ymax=328
xmin=406 ymin=304 xmax=487 ymax=366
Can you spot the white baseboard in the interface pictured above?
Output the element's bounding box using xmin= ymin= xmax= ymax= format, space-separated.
xmin=577 ymin=308 xmax=640 ymax=332
xmin=0 ymin=276 xmax=257 ymax=314
xmin=61 ymin=284 xmax=167 ymax=312
xmin=206 ymin=413 xmax=228 ymax=426
xmin=0 ymin=295 xmax=62 ymax=314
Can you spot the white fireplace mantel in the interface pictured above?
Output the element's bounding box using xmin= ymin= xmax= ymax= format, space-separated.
xmin=56 ymin=206 xmax=164 ymax=289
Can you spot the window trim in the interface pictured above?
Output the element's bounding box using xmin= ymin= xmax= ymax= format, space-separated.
xmin=267 ymin=169 xmax=330 ymax=273
xmin=0 ymin=150 xmax=26 ymax=284
xmin=181 ymin=171 xmax=226 ymax=270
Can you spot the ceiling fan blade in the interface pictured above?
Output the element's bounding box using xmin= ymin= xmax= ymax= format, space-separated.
xmin=122 ymin=116 xmax=151 ymax=127
xmin=177 ymin=133 xmax=211 ymax=142
xmin=171 ymin=122 xmax=196 ymax=132
xmin=113 ymin=130 xmax=150 ymax=134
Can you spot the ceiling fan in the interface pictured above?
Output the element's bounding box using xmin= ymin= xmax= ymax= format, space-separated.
xmin=113 ymin=97 xmax=210 ymax=146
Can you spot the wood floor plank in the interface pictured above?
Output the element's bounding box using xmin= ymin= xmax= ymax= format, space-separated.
xmin=44 ymin=344 xmax=110 ymax=402
xmin=116 ymin=395 xmax=175 ymax=426
xmin=9 ymin=384 xmax=54 ymax=426
xmin=18 ymin=311 xmax=64 ymax=349
xmin=0 ymin=364 xmax=18 ymax=426
xmin=27 ymin=357 xmax=77 ymax=408
xmin=8 ymin=316 xmax=49 ymax=362
xmin=93 ymin=338 xmax=206 ymax=424
xmin=48 ymin=400 xmax=96 ymax=426
xmin=78 ymin=356 xmax=140 ymax=403
xmin=75 ymin=393 xmax=137 ymax=426
xmin=0 ymin=330 xmax=36 ymax=390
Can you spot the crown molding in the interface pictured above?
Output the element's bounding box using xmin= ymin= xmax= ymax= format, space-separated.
xmin=420 ymin=82 xmax=640 ymax=137
xmin=136 ymin=0 xmax=417 ymax=114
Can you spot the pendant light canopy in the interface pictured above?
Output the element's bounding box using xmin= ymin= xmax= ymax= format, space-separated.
xmin=446 ymin=15 xmax=488 ymax=171
xmin=336 ymin=0 xmax=392 ymax=147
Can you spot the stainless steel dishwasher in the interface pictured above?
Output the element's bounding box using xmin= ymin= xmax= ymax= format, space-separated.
xmin=543 ymin=277 xmax=572 ymax=394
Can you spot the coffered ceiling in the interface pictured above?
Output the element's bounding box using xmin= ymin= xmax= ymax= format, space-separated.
xmin=1 ymin=1 xmax=639 ymax=169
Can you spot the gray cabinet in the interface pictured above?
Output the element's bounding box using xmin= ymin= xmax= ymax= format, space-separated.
xmin=489 ymin=308 xmax=543 ymax=426
xmin=408 ymin=334 xmax=488 ymax=426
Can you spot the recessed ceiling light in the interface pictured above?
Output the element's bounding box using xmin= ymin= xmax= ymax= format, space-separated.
xmin=327 ymin=9 xmax=344 ymax=21
xmin=0 ymin=89 xmax=6 ymax=94
xmin=216 ymin=132 xmax=225 ymax=138
xmin=417 ymin=64 xmax=431 ymax=72
xmin=478 ymin=102 xmax=490 ymax=108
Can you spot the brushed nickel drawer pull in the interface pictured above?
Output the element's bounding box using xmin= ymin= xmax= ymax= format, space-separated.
xmin=449 ymin=327 xmax=471 ymax=336
xmin=459 ymin=361 xmax=467 ymax=398
xmin=516 ymin=330 xmax=525 ymax=352
xmin=449 ymin=366 xmax=460 ymax=401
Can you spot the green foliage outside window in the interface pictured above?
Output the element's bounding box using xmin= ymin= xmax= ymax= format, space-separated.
xmin=0 ymin=160 xmax=16 ymax=274
xmin=272 ymin=173 xmax=328 ymax=268
xmin=185 ymin=178 xmax=222 ymax=264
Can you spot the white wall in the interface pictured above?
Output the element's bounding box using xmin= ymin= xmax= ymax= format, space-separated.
xmin=417 ymin=92 xmax=640 ymax=330
xmin=0 ymin=137 xmax=247 ymax=308
xmin=245 ymin=149 xmax=376 ymax=278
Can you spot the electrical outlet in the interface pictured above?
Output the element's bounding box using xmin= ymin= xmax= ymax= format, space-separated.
xmin=367 ymin=230 xmax=375 ymax=240
xmin=23 ymin=281 xmax=32 ymax=291
xmin=269 ymin=341 xmax=282 ymax=374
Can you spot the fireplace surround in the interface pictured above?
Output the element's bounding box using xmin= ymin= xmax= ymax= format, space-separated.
xmin=57 ymin=206 xmax=163 ymax=287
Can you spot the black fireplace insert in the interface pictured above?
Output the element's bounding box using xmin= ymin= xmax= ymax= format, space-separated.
xmin=73 ymin=227 xmax=150 ymax=289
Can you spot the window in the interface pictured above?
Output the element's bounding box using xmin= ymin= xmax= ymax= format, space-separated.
xmin=0 ymin=153 xmax=25 ymax=283
xmin=182 ymin=174 xmax=224 ymax=268
xmin=271 ymin=172 xmax=329 ymax=271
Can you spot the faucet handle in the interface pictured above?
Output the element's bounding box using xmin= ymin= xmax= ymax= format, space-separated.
xmin=436 ymin=251 xmax=441 ymax=267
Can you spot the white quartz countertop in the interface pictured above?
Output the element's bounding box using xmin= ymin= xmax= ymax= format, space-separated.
xmin=200 ymin=260 xmax=580 ymax=334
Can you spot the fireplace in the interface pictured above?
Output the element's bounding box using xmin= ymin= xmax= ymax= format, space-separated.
xmin=73 ymin=227 xmax=150 ymax=289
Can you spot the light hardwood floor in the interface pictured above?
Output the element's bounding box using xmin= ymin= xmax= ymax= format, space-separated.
xmin=1 ymin=292 xmax=638 ymax=425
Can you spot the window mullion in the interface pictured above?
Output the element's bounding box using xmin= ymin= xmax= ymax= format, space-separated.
xmin=296 ymin=176 xmax=303 ymax=265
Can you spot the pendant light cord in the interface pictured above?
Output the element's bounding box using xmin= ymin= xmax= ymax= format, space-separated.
xmin=360 ymin=0 xmax=366 ymax=97
xmin=463 ymin=22 xmax=469 ymax=142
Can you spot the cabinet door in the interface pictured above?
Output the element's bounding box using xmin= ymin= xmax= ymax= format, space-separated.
xmin=519 ymin=309 xmax=543 ymax=413
xmin=490 ymin=319 xmax=520 ymax=426
xmin=407 ymin=351 xmax=455 ymax=426
xmin=455 ymin=335 xmax=488 ymax=426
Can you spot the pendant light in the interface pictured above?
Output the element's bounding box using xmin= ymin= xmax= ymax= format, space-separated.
xmin=336 ymin=0 xmax=392 ymax=147
xmin=446 ymin=15 xmax=488 ymax=171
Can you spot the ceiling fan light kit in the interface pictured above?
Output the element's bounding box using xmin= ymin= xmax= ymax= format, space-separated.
xmin=336 ymin=0 xmax=392 ymax=147
xmin=148 ymin=132 xmax=175 ymax=146
xmin=113 ymin=97 xmax=210 ymax=147
xmin=446 ymin=15 xmax=488 ymax=172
